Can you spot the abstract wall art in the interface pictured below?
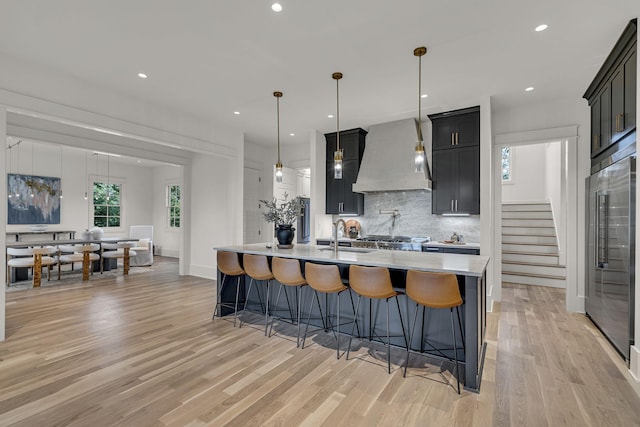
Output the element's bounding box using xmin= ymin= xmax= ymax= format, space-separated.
xmin=8 ymin=173 xmax=61 ymax=224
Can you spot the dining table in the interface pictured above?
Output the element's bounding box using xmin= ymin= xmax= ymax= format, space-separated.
xmin=6 ymin=237 xmax=139 ymax=286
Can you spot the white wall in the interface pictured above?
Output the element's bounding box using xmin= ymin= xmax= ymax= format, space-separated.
xmin=152 ymin=165 xmax=182 ymax=257
xmin=502 ymin=144 xmax=548 ymax=202
xmin=190 ymin=151 xmax=243 ymax=279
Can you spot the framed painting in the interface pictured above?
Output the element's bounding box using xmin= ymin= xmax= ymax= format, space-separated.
xmin=8 ymin=173 xmax=61 ymax=224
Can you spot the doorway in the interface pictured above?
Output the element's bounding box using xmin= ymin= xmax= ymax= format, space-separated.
xmin=493 ymin=126 xmax=580 ymax=312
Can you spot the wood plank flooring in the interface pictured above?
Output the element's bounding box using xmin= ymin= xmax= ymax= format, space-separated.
xmin=1 ymin=258 xmax=639 ymax=426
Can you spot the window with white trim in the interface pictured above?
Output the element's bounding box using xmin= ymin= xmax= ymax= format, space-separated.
xmin=167 ymin=184 xmax=181 ymax=228
xmin=501 ymin=146 xmax=512 ymax=182
xmin=93 ymin=181 xmax=121 ymax=227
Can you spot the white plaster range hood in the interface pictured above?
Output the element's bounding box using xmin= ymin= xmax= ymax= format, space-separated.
xmin=352 ymin=118 xmax=432 ymax=193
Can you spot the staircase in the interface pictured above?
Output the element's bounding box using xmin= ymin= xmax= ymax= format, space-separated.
xmin=501 ymin=202 xmax=566 ymax=288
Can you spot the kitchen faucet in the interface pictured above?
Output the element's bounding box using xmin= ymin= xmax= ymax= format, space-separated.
xmin=333 ymin=219 xmax=347 ymax=256
xmin=379 ymin=209 xmax=400 ymax=236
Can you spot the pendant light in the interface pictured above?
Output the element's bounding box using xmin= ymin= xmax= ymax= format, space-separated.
xmin=274 ymin=91 xmax=284 ymax=183
xmin=333 ymin=72 xmax=343 ymax=179
xmin=106 ymin=153 xmax=110 ymax=201
xmin=59 ymin=146 xmax=63 ymax=199
xmin=414 ymin=46 xmax=427 ymax=174
xmin=7 ymin=143 xmax=12 ymax=199
xmin=84 ymin=152 xmax=88 ymax=200
xmin=15 ymin=140 xmax=21 ymax=198
xmin=30 ymin=141 xmax=34 ymax=198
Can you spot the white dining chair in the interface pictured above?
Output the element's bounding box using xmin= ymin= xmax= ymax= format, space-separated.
xmin=58 ymin=243 xmax=101 ymax=280
xmin=100 ymin=242 xmax=137 ymax=275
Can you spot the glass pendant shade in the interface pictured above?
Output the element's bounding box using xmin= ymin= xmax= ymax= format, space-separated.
xmin=275 ymin=162 xmax=283 ymax=183
xmin=334 ymin=149 xmax=343 ymax=179
xmin=414 ymin=142 xmax=425 ymax=173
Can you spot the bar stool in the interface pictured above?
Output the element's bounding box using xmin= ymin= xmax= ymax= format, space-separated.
xmin=302 ymin=262 xmax=358 ymax=359
xmin=213 ymin=251 xmax=245 ymax=326
xmin=346 ymin=265 xmax=408 ymax=374
xmin=239 ymin=253 xmax=271 ymax=335
xmin=403 ymin=270 xmax=464 ymax=394
xmin=270 ymin=257 xmax=307 ymax=346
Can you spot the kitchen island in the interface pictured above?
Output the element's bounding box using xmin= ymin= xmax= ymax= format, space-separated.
xmin=213 ymin=243 xmax=489 ymax=392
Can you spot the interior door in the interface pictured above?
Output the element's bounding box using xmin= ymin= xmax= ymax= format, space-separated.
xmin=243 ymin=167 xmax=263 ymax=244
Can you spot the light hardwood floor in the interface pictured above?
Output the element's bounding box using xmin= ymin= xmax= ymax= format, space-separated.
xmin=1 ymin=257 xmax=639 ymax=426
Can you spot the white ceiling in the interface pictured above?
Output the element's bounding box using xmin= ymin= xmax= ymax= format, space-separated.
xmin=0 ymin=1 xmax=638 ymax=148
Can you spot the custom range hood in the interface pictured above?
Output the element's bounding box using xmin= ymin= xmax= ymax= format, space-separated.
xmin=352 ymin=118 xmax=432 ymax=193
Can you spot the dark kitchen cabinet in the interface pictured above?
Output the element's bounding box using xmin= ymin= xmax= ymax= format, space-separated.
xmin=432 ymin=146 xmax=480 ymax=214
xmin=429 ymin=106 xmax=480 ymax=215
xmin=325 ymin=128 xmax=367 ymax=215
xmin=430 ymin=106 xmax=480 ymax=150
xmin=584 ymin=19 xmax=636 ymax=169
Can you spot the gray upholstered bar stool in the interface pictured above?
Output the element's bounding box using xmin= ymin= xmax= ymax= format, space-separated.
xmin=213 ymin=251 xmax=245 ymax=326
xmin=403 ymin=270 xmax=464 ymax=394
xmin=346 ymin=265 xmax=408 ymax=374
xmin=239 ymin=253 xmax=271 ymax=334
xmin=302 ymin=262 xmax=358 ymax=359
xmin=270 ymin=257 xmax=307 ymax=346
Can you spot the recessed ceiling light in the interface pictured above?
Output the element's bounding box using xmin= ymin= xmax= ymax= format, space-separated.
xmin=421 ymin=94 xmax=428 ymax=98
xmin=328 ymin=114 xmax=334 ymax=118
xmin=535 ymin=24 xmax=548 ymax=32
xmin=234 ymin=111 xmax=240 ymax=115
xmin=138 ymin=73 xmax=148 ymax=79
xmin=289 ymin=133 xmax=295 ymax=136
xmin=271 ymin=2 xmax=283 ymax=12
xmin=137 ymin=160 xmax=142 ymax=163
xmin=525 ymin=86 xmax=535 ymax=92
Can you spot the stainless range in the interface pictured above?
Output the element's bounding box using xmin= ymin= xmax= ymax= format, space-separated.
xmin=351 ymin=235 xmax=430 ymax=251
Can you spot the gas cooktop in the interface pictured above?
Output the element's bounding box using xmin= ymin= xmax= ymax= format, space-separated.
xmin=353 ymin=235 xmax=430 ymax=251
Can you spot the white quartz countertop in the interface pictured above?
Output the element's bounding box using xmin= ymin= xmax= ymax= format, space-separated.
xmin=214 ymin=243 xmax=489 ymax=277
xmin=423 ymin=241 xmax=480 ymax=249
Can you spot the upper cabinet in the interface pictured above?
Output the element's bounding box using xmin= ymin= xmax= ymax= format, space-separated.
xmin=431 ymin=107 xmax=480 ymax=150
xmin=429 ymin=106 xmax=480 ymax=215
xmin=584 ymin=19 xmax=637 ymax=170
xmin=325 ymin=128 xmax=367 ymax=215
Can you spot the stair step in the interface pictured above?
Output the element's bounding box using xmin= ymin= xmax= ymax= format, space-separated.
xmin=502 ymin=203 xmax=551 ymax=212
xmin=502 ymin=243 xmax=558 ymax=254
xmin=502 ymin=262 xmax=566 ymax=276
xmin=502 ymin=235 xmax=557 ymax=245
xmin=502 ymin=210 xmax=554 ymax=220
xmin=502 ymin=278 xmax=566 ymax=289
xmin=502 ymin=226 xmax=556 ymax=235
xmin=503 ymin=218 xmax=555 ymax=227
xmin=502 ymin=274 xmax=566 ymax=288
xmin=502 ymin=251 xmax=560 ymax=265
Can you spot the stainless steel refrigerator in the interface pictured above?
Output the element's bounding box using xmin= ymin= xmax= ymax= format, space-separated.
xmin=586 ymin=156 xmax=636 ymax=363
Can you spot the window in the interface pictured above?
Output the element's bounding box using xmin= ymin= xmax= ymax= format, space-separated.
xmin=93 ymin=182 xmax=121 ymax=227
xmin=501 ymin=146 xmax=512 ymax=182
xmin=167 ymin=184 xmax=181 ymax=228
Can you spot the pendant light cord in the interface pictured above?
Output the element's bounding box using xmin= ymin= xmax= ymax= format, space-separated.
xmin=336 ymin=76 xmax=340 ymax=151
xmin=277 ymin=94 xmax=281 ymax=164
xmin=418 ymin=52 xmax=422 ymax=143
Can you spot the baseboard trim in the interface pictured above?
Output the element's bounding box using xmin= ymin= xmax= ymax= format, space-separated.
xmin=628 ymin=346 xmax=640 ymax=397
xmin=158 ymin=249 xmax=179 ymax=258
xmin=189 ymin=264 xmax=216 ymax=280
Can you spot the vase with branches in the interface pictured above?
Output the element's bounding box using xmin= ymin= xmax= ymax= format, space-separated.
xmin=260 ymin=193 xmax=303 ymax=247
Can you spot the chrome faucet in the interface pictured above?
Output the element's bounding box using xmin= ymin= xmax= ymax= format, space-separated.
xmin=333 ymin=219 xmax=347 ymax=256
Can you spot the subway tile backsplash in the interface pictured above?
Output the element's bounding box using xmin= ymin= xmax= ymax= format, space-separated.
xmin=356 ymin=190 xmax=480 ymax=242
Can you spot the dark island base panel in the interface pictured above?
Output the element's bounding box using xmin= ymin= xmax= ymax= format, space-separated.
xmin=216 ymin=266 xmax=486 ymax=392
